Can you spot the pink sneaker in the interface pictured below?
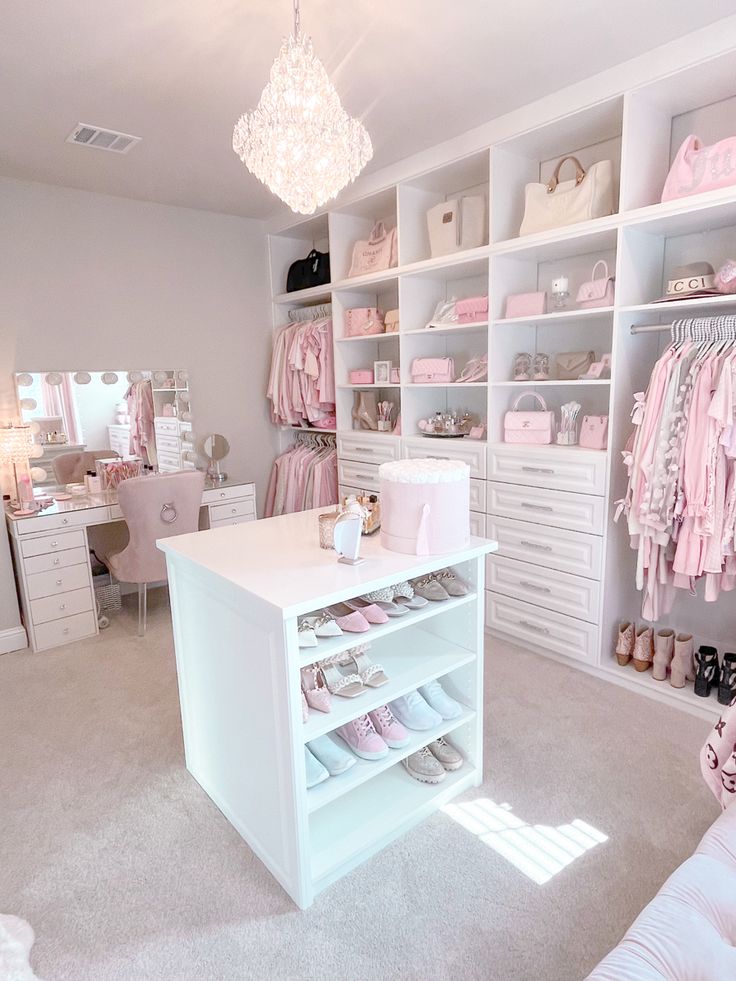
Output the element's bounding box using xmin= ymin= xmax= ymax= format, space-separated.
xmin=369 ymin=705 xmax=410 ymax=748
xmin=335 ymin=715 xmax=389 ymax=760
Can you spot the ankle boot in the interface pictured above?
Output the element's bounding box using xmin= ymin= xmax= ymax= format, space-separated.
xmin=670 ymin=633 xmax=695 ymax=688
xmin=694 ymin=646 xmax=720 ymax=697
xmin=652 ymin=628 xmax=675 ymax=681
xmin=632 ymin=625 xmax=654 ymax=672
xmin=718 ymin=653 xmax=736 ymax=706
xmin=615 ymin=621 xmax=634 ymax=666
xmin=351 ymin=392 xmax=362 ymax=430
xmin=357 ymin=392 xmax=378 ymax=430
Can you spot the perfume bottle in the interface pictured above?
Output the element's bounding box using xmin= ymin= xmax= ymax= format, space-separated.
xmin=551 ymin=275 xmax=570 ymax=310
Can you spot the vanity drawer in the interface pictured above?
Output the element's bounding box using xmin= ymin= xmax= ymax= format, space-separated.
xmin=487 ymin=554 xmax=601 ymax=623
xmin=469 ymin=478 xmax=485 ymax=512
xmin=154 ymin=418 xmax=179 ymax=436
xmin=13 ymin=509 xmax=95 ymax=536
xmin=20 ymin=530 xmax=86 ymax=558
xmin=202 ymin=482 xmax=255 ymax=505
xmin=485 ymin=592 xmax=598 ymax=664
xmin=338 ymin=433 xmax=400 ymax=465
xmin=487 ymin=515 xmax=602 ymax=580
xmin=338 ymin=460 xmax=380 ymax=493
xmin=209 ymin=515 xmax=255 ymax=529
xmin=210 ymin=499 xmax=256 ymax=522
xmin=23 ymin=545 xmax=88 ymax=575
xmin=156 ymin=435 xmax=180 ymax=454
xmin=487 ymin=482 xmax=604 ymax=535
xmin=27 ymin=563 xmax=90 ymax=601
xmin=488 ymin=444 xmax=606 ymax=496
xmin=469 ymin=511 xmax=486 ymax=538
xmin=33 ymin=610 xmax=97 ymax=652
xmin=31 ymin=586 xmax=94 ymax=625
xmin=403 ymin=436 xmax=487 ymax=479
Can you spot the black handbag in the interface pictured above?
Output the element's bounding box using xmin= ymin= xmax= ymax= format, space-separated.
xmin=286 ymin=249 xmax=330 ymax=293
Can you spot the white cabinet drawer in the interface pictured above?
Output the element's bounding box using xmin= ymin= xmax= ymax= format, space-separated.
xmin=154 ymin=418 xmax=179 ymax=436
xmin=469 ymin=511 xmax=486 ymax=538
xmin=202 ymin=483 xmax=255 ymax=505
xmin=487 ymin=554 xmax=601 ymax=623
xmin=20 ymin=529 xmax=86 ymax=558
xmin=27 ymin=563 xmax=90 ymax=601
xmin=338 ymin=460 xmax=380 ymax=493
xmin=14 ymin=508 xmax=101 ymax=537
xmin=33 ymin=610 xmax=97 ymax=651
xmin=469 ymin=478 xmax=485 ymax=512
xmin=403 ymin=436 xmax=487 ymax=479
xmin=209 ymin=515 xmax=256 ymax=529
xmin=210 ymin=499 xmax=256 ymax=522
xmin=487 ymin=482 xmax=604 ymax=535
xmin=486 ymin=592 xmax=598 ymax=664
xmin=487 ymin=515 xmax=602 ymax=580
xmin=338 ymin=433 xmax=400 ymax=465
xmin=488 ymin=444 xmax=606 ymax=495
xmin=31 ymin=586 xmax=94 ymax=625
xmin=23 ymin=545 xmax=88 ymax=575
xmin=156 ymin=434 xmax=180 ymax=453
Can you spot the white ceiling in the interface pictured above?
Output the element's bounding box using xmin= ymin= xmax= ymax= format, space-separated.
xmin=0 ymin=1 xmax=733 ymax=220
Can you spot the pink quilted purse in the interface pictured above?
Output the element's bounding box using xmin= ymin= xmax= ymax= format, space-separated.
xmin=576 ymin=260 xmax=615 ymax=308
xmin=348 ymin=221 xmax=398 ymax=277
xmin=344 ymin=307 xmax=385 ymax=337
xmin=411 ymin=357 xmax=455 ymax=383
xmin=662 ymin=134 xmax=736 ymax=203
xmin=504 ymin=392 xmax=554 ymax=445
xmin=455 ymin=295 xmax=488 ymax=324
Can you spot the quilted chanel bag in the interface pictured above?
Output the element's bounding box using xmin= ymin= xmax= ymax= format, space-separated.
xmin=455 ymin=295 xmax=488 ymax=324
xmin=410 ymin=357 xmax=456 ymax=384
xmin=344 ymin=308 xmax=385 ymax=337
xmin=556 ymin=350 xmax=595 ymax=380
xmin=576 ymin=260 xmax=615 ymax=308
xmin=519 ymin=155 xmax=614 ymax=237
xmin=427 ymin=194 xmax=486 ymax=257
xmin=662 ymin=134 xmax=736 ymax=203
xmin=504 ymin=392 xmax=555 ymax=445
xmin=348 ymin=221 xmax=398 ymax=277
xmin=286 ymin=249 xmax=330 ymax=293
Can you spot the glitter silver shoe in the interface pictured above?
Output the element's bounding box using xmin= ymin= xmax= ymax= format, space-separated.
xmin=402 ymin=746 xmax=447 ymax=784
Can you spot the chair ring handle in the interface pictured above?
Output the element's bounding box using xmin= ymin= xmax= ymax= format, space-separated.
xmin=161 ymin=502 xmax=178 ymax=524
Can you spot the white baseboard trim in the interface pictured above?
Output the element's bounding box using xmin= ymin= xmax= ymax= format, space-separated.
xmin=0 ymin=625 xmax=29 ymax=655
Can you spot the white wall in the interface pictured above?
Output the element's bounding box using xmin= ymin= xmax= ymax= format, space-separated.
xmin=0 ymin=177 xmax=277 ymax=649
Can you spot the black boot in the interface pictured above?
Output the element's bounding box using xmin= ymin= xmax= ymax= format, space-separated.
xmin=694 ymin=646 xmax=719 ymax=697
xmin=718 ymin=652 xmax=736 ymax=705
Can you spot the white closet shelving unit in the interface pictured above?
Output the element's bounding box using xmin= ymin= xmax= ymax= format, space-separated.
xmin=267 ymin=48 xmax=736 ymax=720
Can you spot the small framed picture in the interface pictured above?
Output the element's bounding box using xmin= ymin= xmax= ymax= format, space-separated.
xmin=373 ymin=360 xmax=392 ymax=385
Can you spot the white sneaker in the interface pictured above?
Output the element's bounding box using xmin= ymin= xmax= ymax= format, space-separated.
xmin=307 ymin=735 xmax=356 ymax=776
xmin=418 ymin=680 xmax=463 ymax=720
xmin=389 ymin=690 xmax=442 ymax=731
xmin=305 ymin=747 xmax=329 ymax=788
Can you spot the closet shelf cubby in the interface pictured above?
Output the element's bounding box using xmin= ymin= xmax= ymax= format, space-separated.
xmin=402 ymin=322 xmax=489 ymax=336
xmin=494 ymin=307 xmax=613 ymax=327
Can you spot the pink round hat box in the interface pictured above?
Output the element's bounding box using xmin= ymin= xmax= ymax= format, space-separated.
xmin=379 ymin=458 xmax=470 ymax=555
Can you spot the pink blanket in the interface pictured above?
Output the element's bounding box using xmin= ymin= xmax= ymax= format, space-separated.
xmin=701 ymin=695 xmax=736 ymax=808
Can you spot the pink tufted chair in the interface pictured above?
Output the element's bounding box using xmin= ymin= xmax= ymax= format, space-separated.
xmin=52 ymin=450 xmax=120 ymax=485
xmin=105 ymin=470 xmax=204 ymax=635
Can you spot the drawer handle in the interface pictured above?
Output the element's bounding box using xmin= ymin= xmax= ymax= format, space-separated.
xmin=520 ymin=580 xmax=552 ymax=594
xmin=56 ymin=578 xmax=63 ymax=585
xmin=53 ymin=558 xmax=60 ymax=566
xmin=353 ymin=447 xmax=374 ymax=454
xmin=63 ymin=627 xmax=70 ymax=635
xmin=61 ymin=518 xmax=69 ymax=524
xmin=522 ymin=466 xmax=555 ymax=475
xmin=520 ymin=619 xmax=550 ymax=634
xmin=50 ymin=541 xmax=58 ymax=548
xmin=520 ymin=540 xmax=552 ymax=552
xmin=59 ymin=603 xmax=66 ymax=610
xmin=231 ymin=508 xmax=237 ymax=514
xmin=521 ymin=502 xmax=553 ymax=512
xmin=220 ymin=492 xmax=226 ymax=498
xmin=427 ymin=455 xmax=450 ymax=461
xmin=352 ymin=473 xmax=374 ymax=481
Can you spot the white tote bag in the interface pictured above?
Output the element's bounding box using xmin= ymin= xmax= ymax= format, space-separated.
xmin=519 ymin=156 xmax=614 ymax=237
xmin=427 ymin=194 xmax=486 ymax=257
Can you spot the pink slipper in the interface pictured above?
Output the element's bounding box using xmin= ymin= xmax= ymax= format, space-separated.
xmin=344 ymin=599 xmax=390 ymax=624
xmin=327 ymin=603 xmax=371 ymax=632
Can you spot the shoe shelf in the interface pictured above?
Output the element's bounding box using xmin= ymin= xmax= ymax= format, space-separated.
xmin=307 ymin=705 xmax=475 ymax=813
xmin=298 ymin=592 xmax=477 ymax=667
xmin=600 ymin=657 xmax=722 ymax=720
xmin=403 ymin=382 xmax=488 ymax=389
xmin=302 ymin=631 xmax=476 ymax=742
xmin=493 ymin=307 xmax=614 ymax=327
xmin=310 ymin=763 xmax=478 ymax=887
xmin=491 ymin=379 xmax=610 ymax=388
xmin=401 ymin=321 xmax=489 ymax=337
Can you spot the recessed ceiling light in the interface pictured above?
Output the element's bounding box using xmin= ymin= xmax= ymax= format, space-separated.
xmin=66 ymin=123 xmax=141 ymax=154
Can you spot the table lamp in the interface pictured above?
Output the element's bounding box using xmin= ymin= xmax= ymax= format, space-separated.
xmin=0 ymin=424 xmax=35 ymax=514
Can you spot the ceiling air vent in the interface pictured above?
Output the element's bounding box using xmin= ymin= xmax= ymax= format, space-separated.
xmin=66 ymin=123 xmax=141 ymax=154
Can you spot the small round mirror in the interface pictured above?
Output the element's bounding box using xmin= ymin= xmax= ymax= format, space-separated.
xmin=202 ymin=433 xmax=229 ymax=482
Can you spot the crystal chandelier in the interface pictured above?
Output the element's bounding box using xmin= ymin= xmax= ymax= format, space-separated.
xmin=232 ymin=0 xmax=372 ymax=215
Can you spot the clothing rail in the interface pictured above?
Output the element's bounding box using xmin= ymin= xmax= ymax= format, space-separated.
xmin=290 ymin=428 xmax=336 ymax=447
xmin=630 ymin=323 xmax=672 ymax=334
xmin=288 ymin=302 xmax=332 ymax=323
xmin=631 ymin=315 xmax=736 ymax=339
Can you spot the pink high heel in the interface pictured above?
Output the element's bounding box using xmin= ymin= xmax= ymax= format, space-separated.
xmin=300 ymin=665 xmax=331 ymax=713
xmin=344 ymin=599 xmax=389 ymax=624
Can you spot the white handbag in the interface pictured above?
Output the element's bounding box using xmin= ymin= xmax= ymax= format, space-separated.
xmin=427 ymin=194 xmax=486 ymax=257
xmin=519 ymin=156 xmax=614 ymax=237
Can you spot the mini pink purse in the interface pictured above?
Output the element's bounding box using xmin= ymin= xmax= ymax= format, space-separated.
xmin=411 ymin=357 xmax=456 ymax=384
xmin=504 ymin=292 xmax=547 ymax=319
xmin=349 ymin=369 xmax=374 ymax=384
xmin=455 ymin=295 xmax=488 ymax=324
xmin=662 ymin=135 xmax=736 ymax=203
xmin=579 ymin=414 xmax=608 ymax=450
xmin=504 ymin=392 xmax=554 ymax=445
xmin=576 ymin=260 xmax=615 ymax=308
xmin=344 ymin=307 xmax=385 ymax=337
xmin=348 ymin=221 xmax=398 ymax=277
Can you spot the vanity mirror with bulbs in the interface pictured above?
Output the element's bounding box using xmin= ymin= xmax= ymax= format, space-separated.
xmin=15 ymin=369 xmax=196 ymax=484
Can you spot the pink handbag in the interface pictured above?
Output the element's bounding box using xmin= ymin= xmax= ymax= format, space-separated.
xmin=504 ymin=392 xmax=554 ymax=445
xmin=344 ymin=307 xmax=384 ymax=337
xmin=504 ymin=292 xmax=547 ymax=319
xmin=348 ymin=221 xmax=398 ymax=277
xmin=578 ymin=414 xmax=608 ymax=450
xmin=662 ymin=134 xmax=736 ymax=203
xmin=455 ymin=295 xmax=488 ymax=324
xmin=576 ymin=260 xmax=615 ymax=308
xmin=411 ymin=357 xmax=455 ymax=384
xmin=349 ymin=369 xmax=374 ymax=384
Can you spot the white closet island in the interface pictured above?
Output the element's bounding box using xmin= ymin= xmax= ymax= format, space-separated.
xmin=158 ymin=509 xmax=496 ymax=908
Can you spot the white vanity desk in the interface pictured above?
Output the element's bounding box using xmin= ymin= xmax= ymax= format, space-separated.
xmin=5 ymin=476 xmax=256 ymax=652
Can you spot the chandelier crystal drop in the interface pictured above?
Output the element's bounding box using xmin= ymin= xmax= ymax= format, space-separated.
xmin=232 ymin=0 xmax=372 ymax=215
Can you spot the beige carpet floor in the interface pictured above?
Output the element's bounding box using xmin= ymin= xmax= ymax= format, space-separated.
xmin=0 ymin=591 xmax=720 ymax=981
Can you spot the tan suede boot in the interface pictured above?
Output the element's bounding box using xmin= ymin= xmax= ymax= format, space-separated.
xmin=670 ymin=633 xmax=695 ymax=688
xmin=633 ymin=625 xmax=654 ymax=672
xmin=652 ymin=628 xmax=675 ymax=681
xmin=615 ymin=621 xmax=634 ymax=666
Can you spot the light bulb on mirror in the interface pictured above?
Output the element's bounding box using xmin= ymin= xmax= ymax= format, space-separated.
xmin=29 ymin=444 xmax=44 ymax=459
xmin=73 ymin=371 xmax=91 ymax=385
xmin=45 ymin=371 xmax=63 ymax=386
xmin=101 ymin=372 xmax=119 ymax=385
xmin=30 ymin=467 xmax=47 ymax=482
xmin=20 ymin=398 xmax=37 ymax=411
xmin=16 ymin=372 xmax=33 ymax=387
